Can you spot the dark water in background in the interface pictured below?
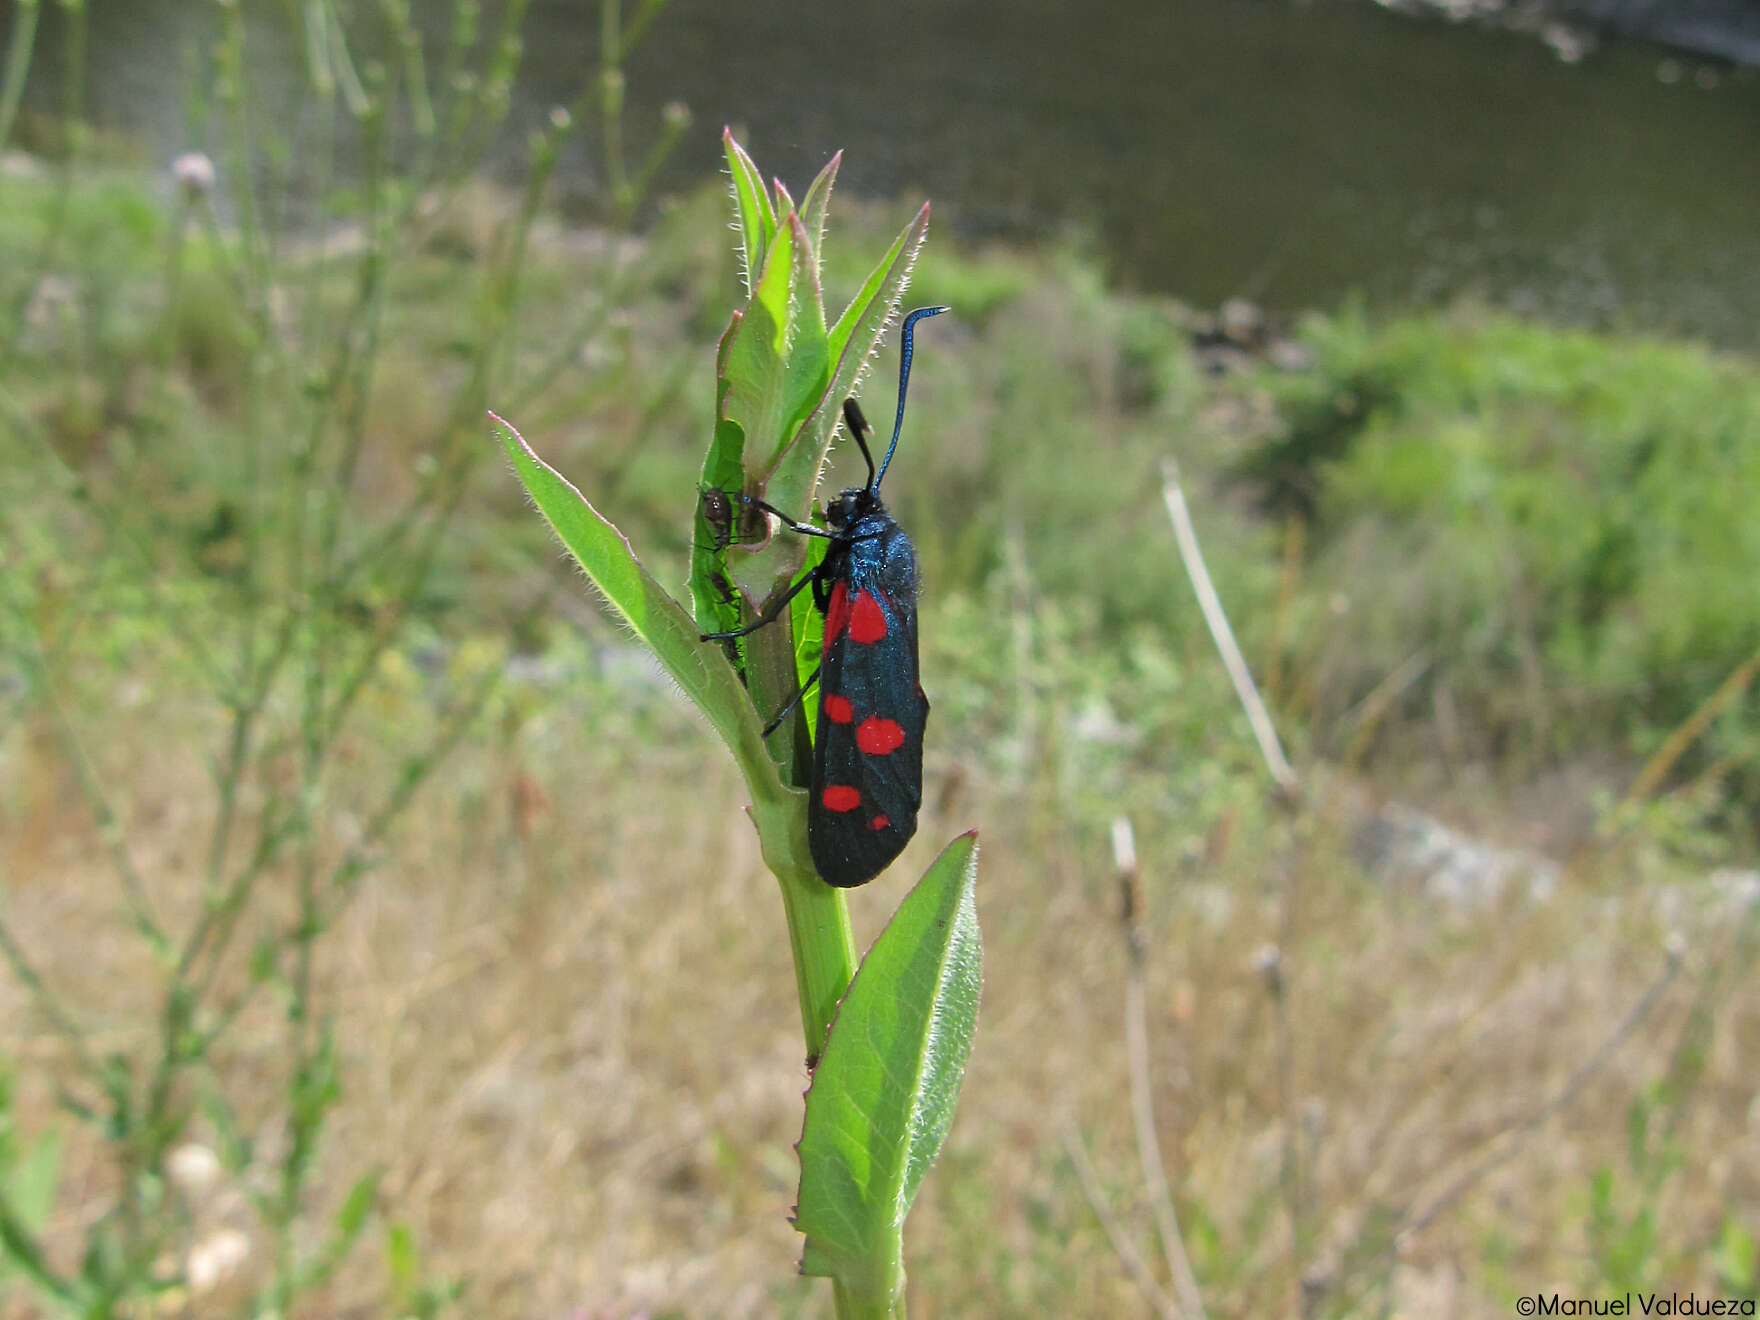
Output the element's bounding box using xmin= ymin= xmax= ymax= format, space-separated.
xmin=17 ymin=0 xmax=1760 ymax=344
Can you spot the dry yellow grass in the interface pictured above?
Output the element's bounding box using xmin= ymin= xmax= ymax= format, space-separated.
xmin=4 ymin=635 xmax=1755 ymax=1317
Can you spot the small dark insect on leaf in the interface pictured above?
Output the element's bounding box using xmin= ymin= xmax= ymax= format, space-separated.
xmin=699 ymin=486 xmax=737 ymax=551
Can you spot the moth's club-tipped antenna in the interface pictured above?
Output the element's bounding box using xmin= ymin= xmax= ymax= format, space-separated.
xmin=870 ymin=304 xmax=950 ymax=490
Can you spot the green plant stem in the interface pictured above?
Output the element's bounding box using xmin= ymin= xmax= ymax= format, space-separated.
xmin=437 ymin=0 xmax=529 ymax=180
xmin=780 ymin=869 xmax=859 ymax=1065
xmin=0 ymin=0 xmax=40 ymax=154
xmin=313 ymin=110 xmax=393 ymax=585
xmin=215 ymin=4 xmax=269 ymax=311
xmin=0 ymin=0 xmax=689 ymax=1304
xmin=833 ymin=1278 xmax=900 ymax=1320
xmin=0 ymin=913 xmax=102 ymax=1080
xmin=388 ymin=0 xmax=435 ymax=142
xmin=213 ymin=7 xmax=279 ymax=787
xmin=197 ymin=697 xmax=265 ymax=944
xmin=599 ymin=0 xmax=628 ymax=211
xmin=485 ymin=104 xmax=570 ymax=389
xmin=2 ymin=0 xmax=79 ymax=364
xmin=740 ymin=579 xmax=859 ymax=1058
xmin=3 ymin=410 xmax=231 ymax=699
xmin=10 ymin=613 xmax=168 ymax=954
xmin=185 ymin=804 xmax=297 ymax=1003
xmin=301 ymin=100 xmax=391 ymax=809
xmin=341 ymin=596 xmax=540 ymax=884
xmin=319 ymin=0 xmax=371 ymax=117
xmin=622 ymin=0 xmax=670 ymax=53
xmin=510 ymin=274 xmax=629 ymax=410
xmin=158 ymin=193 xmax=193 ymax=368
xmin=192 ymin=590 xmax=534 ymax=1060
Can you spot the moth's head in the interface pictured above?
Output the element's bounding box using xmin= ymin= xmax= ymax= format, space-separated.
xmin=825 ymin=487 xmax=875 ymax=531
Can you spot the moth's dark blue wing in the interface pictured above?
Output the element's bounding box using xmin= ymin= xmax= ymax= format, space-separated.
xmin=808 ymin=573 xmax=927 ymax=887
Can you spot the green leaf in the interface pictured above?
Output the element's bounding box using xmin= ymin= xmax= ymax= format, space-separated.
xmin=386 ymin=1221 xmax=466 ymax=1320
xmin=689 ymin=312 xmax=751 ymax=638
xmin=706 ymin=202 xmax=834 ymax=720
xmin=766 ymin=202 xmax=932 ymax=526
xmin=828 ymin=202 xmax=932 ymax=374
xmin=0 ymin=1122 xmax=66 ymax=1291
xmin=4 ymin=1126 xmax=61 ymax=1234
xmin=386 ymin=1222 xmax=419 ymax=1301
xmin=492 ymin=412 xmax=814 ymax=881
xmin=1714 ymin=1212 xmax=1756 ymax=1292
xmin=789 ymin=533 xmax=830 ymax=742
xmin=298 ymin=1168 xmax=383 ymax=1291
xmin=334 ymin=1169 xmax=379 ymax=1243
xmin=798 ymin=151 xmax=842 ymax=269
xmin=723 ymin=127 xmax=776 ymax=298
xmin=0 ymin=1176 xmax=79 ymax=1306
xmin=795 ymin=833 xmax=982 ymax=1309
xmin=697 ymin=140 xmax=928 ymax=674
xmin=722 ymin=209 xmax=830 ymax=482
xmin=248 ymin=934 xmax=278 ymax=984
xmin=202 ymin=1088 xmax=253 ymax=1175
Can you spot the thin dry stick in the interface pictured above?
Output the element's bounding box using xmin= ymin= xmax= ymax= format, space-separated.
xmin=1393 ymin=937 xmax=1685 ymax=1248
xmin=1062 ymin=1119 xmax=1183 ymax=1320
xmin=1619 ymin=637 xmax=1760 ymax=813
xmin=1162 ymin=459 xmax=1299 ymax=801
xmin=1258 ymin=937 xmax=1309 ymax=1313
xmin=1313 ymin=939 xmax=1685 ymax=1320
xmin=1339 ymin=649 xmax=1432 ymax=769
xmin=1114 ymin=817 xmax=1208 ymax=1320
xmin=1163 ymin=455 xmax=1308 ymax=1305
xmin=1003 ymin=522 xmax=1040 ymax=792
xmin=1263 ymin=512 xmax=1305 ymax=709
xmin=1658 ymin=892 xmax=1758 ymax=1149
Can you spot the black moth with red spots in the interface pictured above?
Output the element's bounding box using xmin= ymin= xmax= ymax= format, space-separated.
xmin=804 ymin=473 xmax=930 ymax=885
xmin=701 ymin=306 xmax=946 ymax=887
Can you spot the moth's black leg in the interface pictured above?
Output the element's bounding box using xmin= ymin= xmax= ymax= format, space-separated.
xmin=763 ymin=662 xmax=823 ymax=737
xmin=749 ymin=498 xmax=837 ymax=540
xmin=700 ymin=563 xmax=820 ymax=641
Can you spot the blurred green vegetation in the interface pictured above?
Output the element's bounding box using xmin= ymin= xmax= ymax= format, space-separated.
xmin=1246 ymin=309 xmax=1760 ymax=807
xmin=7 ymin=155 xmax=1757 ymax=861
xmin=3 ymin=79 xmax=1757 ymax=1312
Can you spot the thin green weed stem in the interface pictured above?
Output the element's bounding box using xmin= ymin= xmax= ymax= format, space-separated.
xmin=0 ymin=915 xmax=101 ymax=1081
xmin=0 ymin=1 xmax=39 ymax=153
xmin=0 ymin=0 xmax=684 ymax=1308
xmin=1 ymin=0 xmax=78 ymax=366
xmin=9 ymin=613 xmax=168 ymax=954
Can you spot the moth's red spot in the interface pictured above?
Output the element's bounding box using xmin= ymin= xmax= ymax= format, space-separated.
xmin=848 ymin=590 xmax=888 ymax=644
xmin=823 ymin=580 xmax=851 ymax=646
xmin=856 ymin=716 xmax=906 ymax=755
xmin=821 ymin=785 xmax=861 ymax=813
xmin=823 ymin=694 xmax=854 ymax=724
xmin=869 ymin=815 xmax=890 ymax=832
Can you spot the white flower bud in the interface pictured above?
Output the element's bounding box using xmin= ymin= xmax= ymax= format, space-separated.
xmin=171 ymin=152 xmax=216 ymax=198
